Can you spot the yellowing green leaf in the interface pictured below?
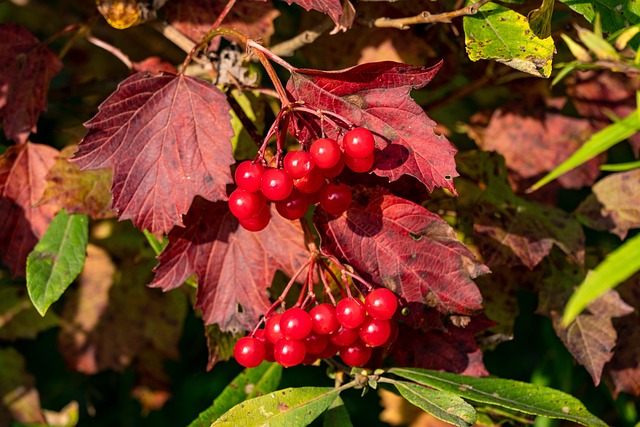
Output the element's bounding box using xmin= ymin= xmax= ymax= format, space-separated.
xmin=463 ymin=2 xmax=555 ymax=77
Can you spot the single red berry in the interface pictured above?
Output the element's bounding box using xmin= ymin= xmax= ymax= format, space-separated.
xmin=304 ymin=331 xmax=329 ymax=355
xmin=284 ymin=151 xmax=315 ymax=179
xmin=293 ymin=167 xmax=326 ymax=194
xmin=235 ymin=161 xmax=265 ymax=192
xmin=310 ymin=303 xmax=340 ymax=335
xmin=340 ymin=340 xmax=372 ymax=367
xmin=310 ymin=138 xmax=341 ymax=169
xmin=319 ymin=183 xmax=352 ymax=216
xmin=275 ymin=190 xmax=309 ymax=220
xmin=280 ymin=307 xmax=313 ymax=341
xmin=358 ymin=317 xmax=391 ymax=347
xmin=253 ymin=329 xmax=275 ymax=362
xmin=365 ymin=288 xmax=398 ymax=320
xmin=345 ymin=153 xmax=374 ymax=173
xmin=343 ymin=127 xmax=375 ymax=159
xmin=234 ymin=336 xmax=265 ymax=368
xmin=320 ymin=155 xmax=345 ymax=178
xmin=302 ymin=352 xmax=319 ymax=365
xmin=265 ymin=313 xmax=284 ymax=344
xmin=335 ymin=298 xmax=366 ymax=329
xmin=260 ymin=168 xmax=294 ymax=201
xmin=329 ymin=325 xmax=359 ymax=347
xmin=238 ymin=204 xmax=270 ymax=232
xmin=316 ymin=341 xmax=339 ymax=359
xmin=274 ymin=338 xmax=306 ymax=367
xmin=229 ymin=189 xmax=266 ymax=219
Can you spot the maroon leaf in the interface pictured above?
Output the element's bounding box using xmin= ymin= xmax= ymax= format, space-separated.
xmin=0 ymin=23 xmax=63 ymax=144
xmin=150 ymin=198 xmax=309 ymax=333
xmin=314 ymin=187 xmax=487 ymax=315
xmin=391 ymin=316 xmax=492 ymax=376
xmin=283 ymin=0 xmax=343 ymax=25
xmin=471 ymin=107 xmax=600 ymax=192
xmin=72 ymin=72 xmax=234 ymax=235
xmin=165 ymin=0 xmax=279 ymax=49
xmin=0 ymin=143 xmax=60 ymax=276
xmin=576 ymin=169 xmax=640 ymax=239
xmin=287 ymin=61 xmax=458 ymax=194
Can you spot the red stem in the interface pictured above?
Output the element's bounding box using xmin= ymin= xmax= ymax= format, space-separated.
xmin=212 ymin=0 xmax=237 ymax=29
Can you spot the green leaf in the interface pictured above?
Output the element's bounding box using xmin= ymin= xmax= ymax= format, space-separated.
xmin=391 ymin=380 xmax=477 ymax=427
xmin=26 ymin=209 xmax=88 ymax=316
xmin=188 ymin=362 xmax=283 ymax=427
xmin=463 ymin=1 xmax=555 ymax=77
xmin=560 ymin=34 xmax=591 ymax=62
xmin=576 ymin=26 xmax=620 ymax=61
xmin=323 ymin=396 xmax=353 ymax=427
xmin=528 ymin=109 xmax=640 ymax=191
xmin=600 ymin=160 xmax=640 ymax=171
xmin=560 ymin=0 xmax=640 ymax=47
xmin=388 ymin=368 xmax=608 ymax=427
xmin=211 ymin=387 xmax=342 ymax=427
xmin=563 ymin=233 xmax=640 ymax=325
xmin=529 ymin=0 xmax=555 ymax=39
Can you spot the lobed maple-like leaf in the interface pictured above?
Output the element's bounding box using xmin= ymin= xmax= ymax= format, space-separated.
xmin=471 ymin=107 xmax=600 ymax=192
xmin=283 ymin=0 xmax=343 ymax=26
xmin=457 ymin=151 xmax=585 ymax=269
xmin=150 ymin=198 xmax=309 ymax=333
xmin=165 ymin=0 xmax=279 ymax=49
xmin=287 ymin=61 xmax=458 ymax=194
xmin=576 ymin=169 xmax=640 ymax=239
xmin=58 ymin=244 xmax=187 ymax=375
xmin=314 ymin=187 xmax=487 ymax=315
xmin=72 ymin=72 xmax=234 ymax=235
xmin=38 ymin=145 xmax=115 ymax=220
xmin=0 ymin=142 xmax=60 ymax=276
xmin=0 ymin=23 xmax=63 ymax=144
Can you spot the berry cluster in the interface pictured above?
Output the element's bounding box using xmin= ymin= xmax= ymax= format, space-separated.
xmin=229 ymin=127 xmax=376 ymax=231
xmin=233 ymin=288 xmax=398 ymax=368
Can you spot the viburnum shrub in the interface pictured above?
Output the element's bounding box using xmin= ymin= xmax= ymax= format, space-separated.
xmin=0 ymin=0 xmax=624 ymax=425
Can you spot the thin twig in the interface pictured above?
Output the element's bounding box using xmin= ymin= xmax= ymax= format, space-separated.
xmin=149 ymin=21 xmax=196 ymax=54
xmin=366 ymin=0 xmax=491 ymax=30
xmin=270 ymin=18 xmax=335 ymax=57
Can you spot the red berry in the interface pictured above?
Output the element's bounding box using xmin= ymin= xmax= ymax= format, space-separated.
xmin=238 ymin=204 xmax=270 ymax=232
xmin=265 ymin=313 xmax=284 ymax=344
xmin=318 ymin=183 xmax=352 ymax=216
xmin=340 ymin=340 xmax=372 ymax=367
xmin=275 ymin=190 xmax=309 ymax=220
xmin=274 ymin=338 xmax=306 ymax=367
xmin=304 ymin=331 xmax=329 ymax=355
xmin=365 ymin=288 xmax=398 ymax=320
xmin=235 ymin=161 xmax=265 ymax=192
xmin=293 ymin=167 xmax=326 ymax=194
xmin=310 ymin=138 xmax=341 ymax=169
xmin=320 ymin=155 xmax=345 ymax=178
xmin=260 ymin=168 xmax=293 ymax=201
xmin=335 ymin=298 xmax=366 ymax=329
xmin=234 ymin=337 xmax=265 ymax=368
xmin=284 ymin=151 xmax=315 ymax=179
xmin=345 ymin=153 xmax=374 ymax=173
xmin=229 ymin=189 xmax=266 ymax=219
xmin=329 ymin=325 xmax=359 ymax=347
xmin=358 ymin=317 xmax=391 ymax=347
xmin=253 ymin=329 xmax=275 ymax=362
xmin=343 ymin=127 xmax=375 ymax=159
xmin=316 ymin=341 xmax=339 ymax=359
xmin=310 ymin=303 xmax=340 ymax=335
xmin=280 ymin=307 xmax=313 ymax=341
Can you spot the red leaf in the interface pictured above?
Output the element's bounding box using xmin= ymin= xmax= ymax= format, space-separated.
xmin=391 ymin=316 xmax=492 ymax=376
xmin=0 ymin=23 xmax=63 ymax=144
xmin=0 ymin=143 xmax=59 ymax=276
xmin=283 ymin=0 xmax=343 ymax=25
xmin=287 ymin=61 xmax=458 ymax=193
xmin=314 ymin=187 xmax=487 ymax=315
xmin=150 ymin=198 xmax=309 ymax=333
xmin=72 ymin=72 xmax=234 ymax=235
xmin=165 ymin=0 xmax=279 ymax=49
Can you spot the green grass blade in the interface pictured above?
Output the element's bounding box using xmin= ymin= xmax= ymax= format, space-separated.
xmin=563 ymin=233 xmax=640 ymax=324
